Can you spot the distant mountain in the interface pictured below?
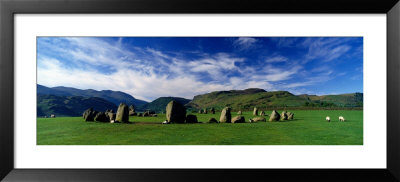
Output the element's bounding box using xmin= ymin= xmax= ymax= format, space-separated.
xmin=186 ymin=88 xmax=363 ymax=111
xmin=37 ymin=84 xmax=148 ymax=107
xmin=37 ymin=94 xmax=117 ymax=117
xmin=138 ymin=97 xmax=191 ymax=113
xmin=186 ymin=88 xmax=309 ymax=111
xmin=298 ymin=92 xmax=363 ymax=107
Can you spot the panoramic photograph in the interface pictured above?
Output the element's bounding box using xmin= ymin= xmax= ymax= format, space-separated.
xmin=37 ymin=37 xmax=363 ymax=145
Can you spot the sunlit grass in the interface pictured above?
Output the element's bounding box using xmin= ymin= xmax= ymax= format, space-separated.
xmin=37 ymin=110 xmax=362 ymax=145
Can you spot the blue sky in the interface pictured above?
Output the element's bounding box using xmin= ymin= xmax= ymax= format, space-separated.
xmin=37 ymin=37 xmax=363 ymax=102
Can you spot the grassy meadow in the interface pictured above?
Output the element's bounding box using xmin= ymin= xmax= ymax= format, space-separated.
xmin=37 ymin=110 xmax=363 ymax=145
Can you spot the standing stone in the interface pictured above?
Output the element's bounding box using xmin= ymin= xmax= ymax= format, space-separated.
xmin=280 ymin=111 xmax=288 ymax=121
xmin=129 ymin=105 xmax=135 ymax=112
xmin=83 ymin=108 xmax=97 ymax=122
xmin=249 ymin=117 xmax=266 ymax=123
xmin=269 ymin=110 xmax=281 ymax=122
xmin=237 ymin=110 xmax=242 ymax=115
xmin=116 ymin=103 xmax=129 ymax=123
xmin=219 ymin=107 xmax=231 ymax=123
xmin=83 ymin=108 xmax=92 ymax=118
xmin=166 ymin=101 xmax=186 ymax=123
xmin=129 ymin=111 xmax=137 ymax=116
xmin=210 ymin=108 xmax=215 ymax=114
xmin=108 ymin=112 xmax=116 ymax=122
xmin=287 ymin=112 xmax=294 ymax=120
xmin=253 ymin=107 xmax=258 ymax=116
xmin=203 ymin=108 xmax=208 ymax=114
xmin=94 ymin=112 xmax=109 ymax=122
xmin=198 ymin=110 xmax=202 ymax=114
xmin=259 ymin=111 xmax=265 ymax=116
xmin=208 ymin=118 xmax=218 ymax=123
xmin=186 ymin=114 xmax=198 ymax=123
xmin=128 ymin=105 xmax=136 ymax=116
xmin=231 ymin=116 xmax=245 ymax=123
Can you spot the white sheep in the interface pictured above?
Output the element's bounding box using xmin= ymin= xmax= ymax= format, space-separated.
xmin=326 ymin=116 xmax=330 ymax=122
xmin=339 ymin=116 xmax=345 ymax=122
xmin=162 ymin=120 xmax=169 ymax=124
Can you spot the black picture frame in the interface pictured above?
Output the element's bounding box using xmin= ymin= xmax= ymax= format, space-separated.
xmin=1 ymin=0 xmax=399 ymax=181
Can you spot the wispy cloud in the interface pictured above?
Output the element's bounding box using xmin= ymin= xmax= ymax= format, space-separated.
xmin=233 ymin=37 xmax=258 ymax=50
xmin=302 ymin=38 xmax=352 ymax=63
xmin=271 ymin=37 xmax=299 ymax=48
xmin=265 ymin=56 xmax=288 ymax=63
xmin=38 ymin=38 xmax=253 ymax=101
xmin=263 ymin=65 xmax=302 ymax=82
xmin=37 ymin=37 xmax=363 ymax=101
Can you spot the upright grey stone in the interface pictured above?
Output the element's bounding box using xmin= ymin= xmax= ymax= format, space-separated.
xmin=269 ymin=110 xmax=280 ymax=122
xmin=280 ymin=111 xmax=288 ymax=121
xmin=116 ymin=103 xmax=129 ymax=123
xmin=253 ymin=107 xmax=258 ymax=116
xmin=166 ymin=101 xmax=186 ymax=123
xmin=219 ymin=107 xmax=231 ymax=123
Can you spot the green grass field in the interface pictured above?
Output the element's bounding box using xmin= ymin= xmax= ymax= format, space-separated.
xmin=37 ymin=110 xmax=363 ymax=145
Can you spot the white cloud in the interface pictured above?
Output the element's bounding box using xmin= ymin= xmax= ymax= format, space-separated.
xmin=37 ymin=57 xmax=236 ymax=101
xmin=37 ymin=37 xmax=361 ymax=101
xmin=303 ymin=38 xmax=352 ymax=63
xmin=262 ymin=65 xmax=302 ymax=82
xmin=233 ymin=37 xmax=257 ymax=50
xmin=37 ymin=42 xmax=250 ymax=101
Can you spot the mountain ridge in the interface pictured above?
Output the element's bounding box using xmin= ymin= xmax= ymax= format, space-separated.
xmin=138 ymin=97 xmax=191 ymax=112
xmin=37 ymin=94 xmax=117 ymax=117
xmin=37 ymin=84 xmax=148 ymax=107
xmin=37 ymin=85 xmax=363 ymax=116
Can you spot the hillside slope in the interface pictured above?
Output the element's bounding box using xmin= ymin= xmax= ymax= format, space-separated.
xmin=298 ymin=93 xmax=363 ymax=107
xmin=37 ymin=84 xmax=147 ymax=107
xmin=186 ymin=88 xmax=309 ymax=111
xmin=138 ymin=97 xmax=191 ymax=112
xmin=37 ymin=94 xmax=117 ymax=117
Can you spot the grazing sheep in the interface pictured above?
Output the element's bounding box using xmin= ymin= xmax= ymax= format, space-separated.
xmin=162 ymin=120 xmax=169 ymax=124
xmin=339 ymin=116 xmax=345 ymax=122
xmin=50 ymin=114 xmax=55 ymax=118
xmin=326 ymin=116 xmax=330 ymax=122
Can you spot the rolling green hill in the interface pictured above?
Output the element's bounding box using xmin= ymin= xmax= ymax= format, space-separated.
xmin=138 ymin=97 xmax=191 ymax=112
xmin=186 ymin=88 xmax=309 ymax=111
xmin=186 ymin=88 xmax=363 ymax=111
xmin=298 ymin=93 xmax=363 ymax=107
xmin=37 ymin=94 xmax=117 ymax=117
xmin=37 ymin=84 xmax=148 ymax=107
